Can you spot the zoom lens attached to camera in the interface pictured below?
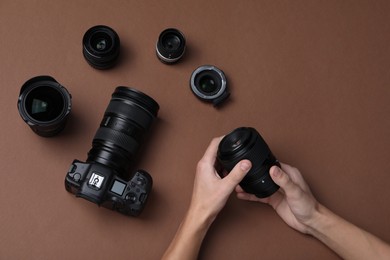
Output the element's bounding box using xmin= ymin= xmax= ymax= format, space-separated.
xmin=190 ymin=65 xmax=230 ymax=106
xmin=156 ymin=28 xmax=186 ymax=64
xmin=65 ymin=87 xmax=159 ymax=216
xmin=17 ymin=76 xmax=72 ymax=137
xmin=82 ymin=25 xmax=120 ymax=69
xmin=217 ymin=127 xmax=280 ymax=198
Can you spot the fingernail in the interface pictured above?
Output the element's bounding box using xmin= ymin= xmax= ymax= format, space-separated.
xmin=271 ymin=166 xmax=281 ymax=177
xmin=240 ymin=161 xmax=251 ymax=172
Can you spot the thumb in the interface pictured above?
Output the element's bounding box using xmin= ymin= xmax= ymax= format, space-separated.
xmin=223 ymin=160 xmax=252 ymax=188
xmin=270 ymin=166 xmax=301 ymax=199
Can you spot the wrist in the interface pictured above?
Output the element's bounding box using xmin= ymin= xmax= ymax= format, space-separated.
xmin=304 ymin=204 xmax=334 ymax=237
xmin=186 ymin=203 xmax=216 ymax=230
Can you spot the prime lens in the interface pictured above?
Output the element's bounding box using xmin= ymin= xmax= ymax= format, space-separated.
xmin=17 ymin=76 xmax=72 ymax=137
xmin=87 ymin=87 xmax=159 ymax=175
xmin=217 ymin=127 xmax=280 ymax=198
xmin=82 ymin=25 xmax=120 ymax=69
xmin=156 ymin=28 xmax=186 ymax=64
xmin=190 ymin=65 xmax=230 ymax=106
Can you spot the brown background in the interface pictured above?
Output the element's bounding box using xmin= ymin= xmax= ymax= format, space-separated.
xmin=1 ymin=0 xmax=389 ymax=259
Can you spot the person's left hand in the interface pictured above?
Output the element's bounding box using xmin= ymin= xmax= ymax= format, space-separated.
xmin=188 ymin=137 xmax=252 ymax=223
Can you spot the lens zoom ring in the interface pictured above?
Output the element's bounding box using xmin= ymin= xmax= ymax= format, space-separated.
xmin=105 ymin=100 xmax=153 ymax=130
xmin=93 ymin=127 xmax=139 ymax=154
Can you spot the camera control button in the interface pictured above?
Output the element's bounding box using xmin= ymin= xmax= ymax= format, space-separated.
xmin=136 ymin=177 xmax=145 ymax=186
xmin=140 ymin=193 xmax=147 ymax=203
xmin=125 ymin=193 xmax=137 ymax=204
xmin=73 ymin=173 xmax=81 ymax=182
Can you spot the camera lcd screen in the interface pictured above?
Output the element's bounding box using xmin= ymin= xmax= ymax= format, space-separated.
xmin=110 ymin=180 xmax=127 ymax=196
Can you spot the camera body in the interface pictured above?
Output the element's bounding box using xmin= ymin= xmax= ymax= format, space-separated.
xmin=64 ymin=87 xmax=159 ymax=217
xmin=65 ymin=160 xmax=152 ymax=216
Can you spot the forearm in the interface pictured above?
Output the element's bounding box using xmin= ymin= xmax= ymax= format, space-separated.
xmin=162 ymin=207 xmax=214 ymax=260
xmin=307 ymin=204 xmax=390 ymax=260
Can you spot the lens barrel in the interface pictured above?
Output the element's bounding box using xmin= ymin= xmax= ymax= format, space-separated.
xmin=87 ymin=87 xmax=159 ymax=175
xmin=190 ymin=65 xmax=230 ymax=106
xmin=83 ymin=25 xmax=120 ymax=69
xmin=217 ymin=127 xmax=280 ymax=198
xmin=156 ymin=28 xmax=186 ymax=64
xmin=17 ymin=76 xmax=72 ymax=137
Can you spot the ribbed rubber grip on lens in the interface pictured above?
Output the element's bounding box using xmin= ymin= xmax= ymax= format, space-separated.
xmin=93 ymin=127 xmax=139 ymax=154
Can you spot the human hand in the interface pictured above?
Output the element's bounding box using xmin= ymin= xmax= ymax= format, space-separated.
xmin=189 ymin=137 xmax=252 ymax=223
xmin=236 ymin=163 xmax=320 ymax=234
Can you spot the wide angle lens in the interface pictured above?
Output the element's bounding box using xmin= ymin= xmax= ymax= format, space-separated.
xmin=17 ymin=76 xmax=72 ymax=137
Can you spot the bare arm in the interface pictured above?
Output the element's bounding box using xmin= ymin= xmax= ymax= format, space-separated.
xmin=162 ymin=137 xmax=251 ymax=260
xmin=236 ymin=164 xmax=390 ymax=259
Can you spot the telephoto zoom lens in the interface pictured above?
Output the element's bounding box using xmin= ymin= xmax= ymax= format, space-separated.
xmin=190 ymin=65 xmax=230 ymax=106
xmin=83 ymin=25 xmax=120 ymax=69
xmin=87 ymin=87 xmax=160 ymax=175
xmin=217 ymin=127 xmax=280 ymax=198
xmin=156 ymin=28 xmax=186 ymax=64
xmin=17 ymin=76 xmax=72 ymax=137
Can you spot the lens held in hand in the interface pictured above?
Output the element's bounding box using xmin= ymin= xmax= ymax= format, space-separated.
xmin=217 ymin=127 xmax=280 ymax=198
xmin=156 ymin=28 xmax=186 ymax=64
xmin=17 ymin=76 xmax=72 ymax=137
xmin=190 ymin=65 xmax=230 ymax=106
xmin=83 ymin=25 xmax=120 ymax=69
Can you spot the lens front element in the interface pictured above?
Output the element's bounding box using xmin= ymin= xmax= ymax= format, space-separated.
xmin=25 ymin=86 xmax=65 ymax=122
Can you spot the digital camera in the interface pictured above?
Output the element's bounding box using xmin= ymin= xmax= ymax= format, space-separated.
xmin=65 ymin=87 xmax=159 ymax=216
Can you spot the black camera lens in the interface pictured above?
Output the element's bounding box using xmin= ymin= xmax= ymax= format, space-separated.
xmin=87 ymin=87 xmax=159 ymax=175
xmin=82 ymin=25 xmax=120 ymax=69
xmin=190 ymin=65 xmax=230 ymax=106
xmin=156 ymin=28 xmax=186 ymax=64
xmin=17 ymin=76 xmax=72 ymax=137
xmin=217 ymin=127 xmax=280 ymax=198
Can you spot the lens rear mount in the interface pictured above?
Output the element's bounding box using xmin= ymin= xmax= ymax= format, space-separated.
xmin=190 ymin=65 xmax=230 ymax=106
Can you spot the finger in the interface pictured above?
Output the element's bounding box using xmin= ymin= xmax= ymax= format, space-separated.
xmin=236 ymin=187 xmax=284 ymax=208
xmin=223 ymin=160 xmax=252 ymax=190
xmin=235 ymin=185 xmax=244 ymax=193
xmin=200 ymin=136 xmax=224 ymax=164
xmin=236 ymin=192 xmax=264 ymax=202
xmin=279 ymin=163 xmax=311 ymax=193
xmin=270 ymin=166 xmax=303 ymax=200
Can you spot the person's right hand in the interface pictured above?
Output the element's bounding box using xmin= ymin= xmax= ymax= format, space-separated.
xmin=236 ymin=163 xmax=320 ymax=234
